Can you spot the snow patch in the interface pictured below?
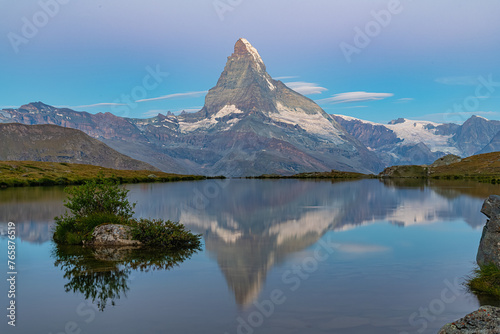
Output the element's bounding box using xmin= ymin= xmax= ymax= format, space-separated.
xmin=178 ymin=105 xmax=243 ymax=133
xmin=214 ymin=105 xmax=244 ymax=119
xmin=270 ymin=103 xmax=344 ymax=143
xmin=335 ymin=115 xmax=459 ymax=154
xmin=334 ymin=114 xmax=378 ymax=125
xmin=265 ymin=77 xmax=275 ymax=91
xmin=385 ymin=119 xmax=458 ymax=154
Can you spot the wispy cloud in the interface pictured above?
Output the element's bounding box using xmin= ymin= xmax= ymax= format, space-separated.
xmin=331 ymin=105 xmax=368 ymax=110
xmin=435 ymin=76 xmax=480 ymax=86
xmin=0 ymin=105 xmax=18 ymax=109
xmin=273 ymin=76 xmax=299 ymax=80
xmin=395 ymin=98 xmax=414 ymax=103
xmin=316 ymin=91 xmax=394 ymax=104
xmin=70 ymin=102 xmax=126 ymax=109
xmin=284 ymin=81 xmax=328 ymax=95
xmin=135 ymin=91 xmax=207 ymax=103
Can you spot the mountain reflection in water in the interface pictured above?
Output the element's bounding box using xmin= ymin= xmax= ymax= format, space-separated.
xmin=1 ymin=179 xmax=498 ymax=308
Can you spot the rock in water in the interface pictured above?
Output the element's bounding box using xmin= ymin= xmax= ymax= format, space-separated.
xmin=89 ymin=224 xmax=142 ymax=246
xmin=438 ymin=306 xmax=500 ymax=333
xmin=477 ymin=195 xmax=500 ymax=267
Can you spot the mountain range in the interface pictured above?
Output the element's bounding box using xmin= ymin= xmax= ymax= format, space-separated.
xmin=1 ymin=38 xmax=500 ymax=176
xmin=333 ymin=115 xmax=500 ymax=167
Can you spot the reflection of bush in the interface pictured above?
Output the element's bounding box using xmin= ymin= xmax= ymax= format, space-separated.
xmin=53 ymin=245 xmax=199 ymax=311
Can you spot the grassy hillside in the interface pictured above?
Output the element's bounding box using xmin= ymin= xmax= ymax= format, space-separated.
xmin=431 ymin=152 xmax=500 ymax=179
xmin=380 ymin=152 xmax=500 ymax=182
xmin=0 ymin=123 xmax=159 ymax=171
xmin=0 ymin=161 xmax=205 ymax=188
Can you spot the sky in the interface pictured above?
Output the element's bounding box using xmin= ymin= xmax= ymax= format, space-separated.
xmin=1 ymin=0 xmax=500 ymax=124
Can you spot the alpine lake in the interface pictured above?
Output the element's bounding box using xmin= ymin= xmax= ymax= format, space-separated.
xmin=1 ymin=178 xmax=499 ymax=334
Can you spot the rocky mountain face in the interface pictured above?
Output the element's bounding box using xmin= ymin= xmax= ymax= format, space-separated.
xmin=0 ymin=39 xmax=383 ymax=176
xmin=333 ymin=115 xmax=500 ymax=166
xmin=456 ymin=116 xmax=500 ymax=155
xmin=0 ymin=123 xmax=158 ymax=171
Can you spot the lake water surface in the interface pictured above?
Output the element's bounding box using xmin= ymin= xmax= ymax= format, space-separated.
xmin=1 ymin=179 xmax=499 ymax=334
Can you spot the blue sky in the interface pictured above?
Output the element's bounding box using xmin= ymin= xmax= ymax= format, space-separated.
xmin=1 ymin=0 xmax=500 ymax=124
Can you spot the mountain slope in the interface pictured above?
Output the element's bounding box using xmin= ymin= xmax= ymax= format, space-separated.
xmin=478 ymin=130 xmax=500 ymax=154
xmin=453 ymin=116 xmax=500 ymax=155
xmin=0 ymin=123 xmax=159 ymax=171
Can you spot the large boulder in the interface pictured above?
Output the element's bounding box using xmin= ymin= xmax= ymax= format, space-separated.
xmin=477 ymin=195 xmax=500 ymax=267
xmin=430 ymin=154 xmax=462 ymax=168
xmin=438 ymin=306 xmax=500 ymax=333
xmin=87 ymin=224 xmax=142 ymax=247
xmin=481 ymin=195 xmax=500 ymax=220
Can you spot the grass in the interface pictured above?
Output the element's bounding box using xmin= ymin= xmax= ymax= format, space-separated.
xmin=248 ymin=169 xmax=371 ymax=179
xmin=380 ymin=152 xmax=500 ymax=182
xmin=467 ymin=264 xmax=500 ymax=299
xmin=431 ymin=152 xmax=500 ymax=182
xmin=0 ymin=160 xmax=206 ymax=188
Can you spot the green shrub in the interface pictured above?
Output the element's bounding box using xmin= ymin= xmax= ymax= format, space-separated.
xmin=53 ymin=177 xmax=201 ymax=250
xmin=128 ymin=219 xmax=201 ymax=250
xmin=53 ymin=177 xmax=135 ymax=244
xmin=467 ymin=264 xmax=500 ymax=298
xmin=63 ymin=177 xmax=135 ymax=219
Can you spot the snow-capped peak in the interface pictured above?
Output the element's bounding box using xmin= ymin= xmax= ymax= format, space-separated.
xmin=238 ymin=38 xmax=264 ymax=65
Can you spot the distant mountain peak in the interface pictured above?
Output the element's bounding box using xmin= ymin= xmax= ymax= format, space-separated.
xmin=470 ymin=115 xmax=488 ymax=120
xmin=20 ymin=101 xmax=55 ymax=113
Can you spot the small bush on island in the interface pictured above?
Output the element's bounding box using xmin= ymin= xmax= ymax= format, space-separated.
xmin=129 ymin=219 xmax=201 ymax=250
xmin=53 ymin=176 xmax=201 ymax=250
xmin=467 ymin=264 xmax=500 ymax=298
